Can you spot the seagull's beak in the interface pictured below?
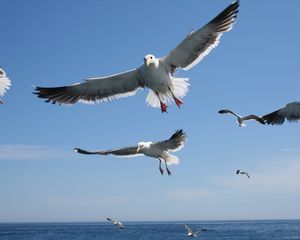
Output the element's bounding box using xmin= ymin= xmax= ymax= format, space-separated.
xmin=144 ymin=57 xmax=152 ymax=67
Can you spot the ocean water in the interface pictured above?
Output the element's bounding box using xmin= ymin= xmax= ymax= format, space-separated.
xmin=0 ymin=220 xmax=300 ymax=240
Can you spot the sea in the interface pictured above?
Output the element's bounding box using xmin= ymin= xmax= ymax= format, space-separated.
xmin=0 ymin=220 xmax=300 ymax=240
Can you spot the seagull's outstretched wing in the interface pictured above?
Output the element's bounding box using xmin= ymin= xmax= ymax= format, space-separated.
xmin=262 ymin=102 xmax=300 ymax=125
xmin=0 ymin=68 xmax=11 ymax=97
xmin=245 ymin=172 xmax=251 ymax=179
xmin=218 ymin=109 xmax=239 ymax=118
xmin=161 ymin=1 xmax=239 ymax=73
xmin=185 ymin=224 xmax=193 ymax=234
xmin=74 ymin=145 xmax=140 ymax=157
xmin=194 ymin=228 xmax=207 ymax=235
xmin=242 ymin=115 xmax=265 ymax=125
xmin=34 ymin=69 xmax=144 ymax=105
xmin=106 ymin=217 xmax=114 ymax=222
xmin=152 ymin=129 xmax=186 ymax=152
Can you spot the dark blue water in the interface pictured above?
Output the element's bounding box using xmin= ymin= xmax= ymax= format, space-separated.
xmin=0 ymin=220 xmax=300 ymax=240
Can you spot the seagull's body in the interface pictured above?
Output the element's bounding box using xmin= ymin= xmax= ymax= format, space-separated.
xmin=236 ymin=169 xmax=250 ymax=179
xmin=185 ymin=224 xmax=207 ymax=237
xmin=262 ymin=102 xmax=300 ymax=125
xmin=0 ymin=67 xmax=11 ymax=104
xmin=106 ymin=217 xmax=124 ymax=229
xmin=74 ymin=130 xmax=186 ymax=176
xmin=34 ymin=1 xmax=239 ymax=112
xmin=218 ymin=109 xmax=265 ymax=127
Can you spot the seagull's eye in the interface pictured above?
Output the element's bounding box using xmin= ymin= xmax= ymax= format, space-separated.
xmin=150 ymin=56 xmax=152 ymax=59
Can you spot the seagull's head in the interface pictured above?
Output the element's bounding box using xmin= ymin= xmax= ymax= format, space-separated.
xmin=144 ymin=54 xmax=156 ymax=66
xmin=136 ymin=141 xmax=151 ymax=153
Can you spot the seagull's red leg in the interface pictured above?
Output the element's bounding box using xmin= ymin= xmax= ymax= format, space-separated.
xmin=168 ymin=87 xmax=183 ymax=108
xmin=174 ymin=97 xmax=183 ymax=108
xmin=160 ymin=102 xmax=168 ymax=113
xmin=156 ymin=91 xmax=168 ymax=113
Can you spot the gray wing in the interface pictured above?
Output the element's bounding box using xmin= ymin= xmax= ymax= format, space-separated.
xmin=74 ymin=145 xmax=140 ymax=157
xmin=34 ymin=69 xmax=144 ymax=105
xmin=242 ymin=115 xmax=265 ymax=125
xmin=218 ymin=109 xmax=239 ymax=118
xmin=152 ymin=129 xmax=186 ymax=152
xmin=262 ymin=102 xmax=300 ymax=125
xmin=185 ymin=225 xmax=193 ymax=234
xmin=160 ymin=1 xmax=239 ymax=73
xmin=0 ymin=67 xmax=11 ymax=97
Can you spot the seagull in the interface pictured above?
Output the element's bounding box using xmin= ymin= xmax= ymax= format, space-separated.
xmin=185 ymin=224 xmax=207 ymax=237
xmin=218 ymin=109 xmax=265 ymax=127
xmin=74 ymin=129 xmax=186 ymax=176
xmin=0 ymin=67 xmax=11 ymax=104
xmin=262 ymin=102 xmax=300 ymax=125
xmin=34 ymin=1 xmax=239 ymax=113
xmin=236 ymin=169 xmax=250 ymax=179
xmin=106 ymin=217 xmax=124 ymax=229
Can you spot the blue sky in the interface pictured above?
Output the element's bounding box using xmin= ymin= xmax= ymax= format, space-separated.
xmin=1 ymin=0 xmax=300 ymax=222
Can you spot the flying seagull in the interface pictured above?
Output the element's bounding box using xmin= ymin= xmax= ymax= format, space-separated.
xmin=236 ymin=169 xmax=250 ymax=179
xmin=262 ymin=102 xmax=300 ymax=125
xmin=185 ymin=224 xmax=207 ymax=237
xmin=106 ymin=217 xmax=124 ymax=229
xmin=34 ymin=1 xmax=239 ymax=113
xmin=0 ymin=67 xmax=11 ymax=104
xmin=74 ymin=129 xmax=186 ymax=176
xmin=218 ymin=109 xmax=265 ymax=127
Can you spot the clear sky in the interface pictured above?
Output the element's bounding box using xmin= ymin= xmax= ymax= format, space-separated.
xmin=1 ymin=0 xmax=300 ymax=223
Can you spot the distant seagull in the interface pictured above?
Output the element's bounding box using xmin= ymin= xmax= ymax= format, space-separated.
xmin=218 ymin=109 xmax=265 ymax=127
xmin=74 ymin=130 xmax=186 ymax=176
xmin=185 ymin=224 xmax=207 ymax=237
xmin=0 ymin=67 xmax=11 ymax=104
xmin=34 ymin=1 xmax=239 ymax=113
xmin=262 ymin=102 xmax=300 ymax=125
xmin=236 ymin=169 xmax=250 ymax=179
xmin=106 ymin=217 xmax=124 ymax=229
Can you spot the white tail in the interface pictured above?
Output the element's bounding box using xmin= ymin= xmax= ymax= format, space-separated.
xmin=146 ymin=77 xmax=189 ymax=108
xmin=165 ymin=153 xmax=180 ymax=165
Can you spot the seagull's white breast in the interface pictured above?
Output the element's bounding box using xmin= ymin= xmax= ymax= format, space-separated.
xmin=139 ymin=59 xmax=171 ymax=93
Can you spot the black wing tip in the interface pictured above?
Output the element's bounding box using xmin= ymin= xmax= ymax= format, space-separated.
xmin=262 ymin=111 xmax=285 ymax=125
xmin=236 ymin=170 xmax=240 ymax=174
xmin=169 ymin=129 xmax=187 ymax=142
xmin=73 ymin=148 xmax=90 ymax=154
xmin=218 ymin=109 xmax=227 ymax=114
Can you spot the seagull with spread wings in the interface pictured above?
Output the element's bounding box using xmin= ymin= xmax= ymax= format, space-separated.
xmin=34 ymin=1 xmax=239 ymax=112
xmin=218 ymin=109 xmax=265 ymax=127
xmin=262 ymin=102 xmax=300 ymax=125
xmin=106 ymin=217 xmax=124 ymax=229
xmin=185 ymin=224 xmax=207 ymax=237
xmin=0 ymin=67 xmax=11 ymax=104
xmin=236 ymin=169 xmax=250 ymax=179
xmin=74 ymin=130 xmax=186 ymax=176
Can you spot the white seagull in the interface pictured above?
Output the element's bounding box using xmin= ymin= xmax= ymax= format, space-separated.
xmin=0 ymin=67 xmax=11 ymax=104
xmin=262 ymin=102 xmax=300 ymax=125
xmin=34 ymin=1 xmax=239 ymax=113
xmin=106 ymin=217 xmax=124 ymax=229
xmin=74 ymin=130 xmax=186 ymax=176
xmin=218 ymin=109 xmax=265 ymax=127
xmin=185 ymin=224 xmax=207 ymax=237
xmin=236 ymin=169 xmax=250 ymax=179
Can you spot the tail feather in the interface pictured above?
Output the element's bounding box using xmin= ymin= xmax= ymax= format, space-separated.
xmin=165 ymin=153 xmax=180 ymax=165
xmin=146 ymin=77 xmax=189 ymax=108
